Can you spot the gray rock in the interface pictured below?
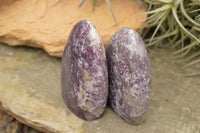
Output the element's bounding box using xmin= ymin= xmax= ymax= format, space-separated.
xmin=1 ymin=43 xmax=200 ymax=133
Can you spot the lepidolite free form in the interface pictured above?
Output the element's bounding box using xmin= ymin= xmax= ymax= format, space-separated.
xmin=61 ymin=20 xmax=108 ymax=120
xmin=106 ymin=28 xmax=151 ymax=125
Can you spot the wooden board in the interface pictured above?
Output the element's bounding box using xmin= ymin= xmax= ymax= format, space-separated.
xmin=0 ymin=43 xmax=200 ymax=133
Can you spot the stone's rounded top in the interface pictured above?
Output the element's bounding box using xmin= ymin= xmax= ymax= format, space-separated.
xmin=71 ymin=20 xmax=94 ymax=36
xmin=108 ymin=28 xmax=147 ymax=57
xmin=68 ymin=20 xmax=103 ymax=47
xmin=74 ymin=20 xmax=94 ymax=27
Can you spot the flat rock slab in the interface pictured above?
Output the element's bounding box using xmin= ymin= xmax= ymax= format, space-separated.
xmin=0 ymin=0 xmax=146 ymax=57
xmin=0 ymin=43 xmax=200 ymax=133
xmin=0 ymin=110 xmax=40 ymax=133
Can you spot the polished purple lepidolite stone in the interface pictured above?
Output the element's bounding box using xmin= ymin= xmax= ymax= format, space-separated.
xmin=107 ymin=28 xmax=151 ymax=125
xmin=61 ymin=20 xmax=108 ymax=120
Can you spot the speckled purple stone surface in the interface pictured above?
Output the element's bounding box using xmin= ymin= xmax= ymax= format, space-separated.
xmin=61 ymin=20 xmax=108 ymax=120
xmin=107 ymin=28 xmax=151 ymax=125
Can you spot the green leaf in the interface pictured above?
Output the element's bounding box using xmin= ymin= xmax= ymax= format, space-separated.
xmin=149 ymin=10 xmax=169 ymax=43
xmin=183 ymin=72 xmax=200 ymax=77
xmin=79 ymin=0 xmax=88 ymax=7
xmin=173 ymin=40 xmax=198 ymax=55
xmin=180 ymin=1 xmax=200 ymax=27
xmin=157 ymin=0 xmax=172 ymax=3
xmin=52 ymin=0 xmax=63 ymax=6
xmin=106 ymin=0 xmax=119 ymax=28
xmin=93 ymin=0 xmax=98 ymax=10
xmin=137 ymin=4 xmax=171 ymax=15
xmin=172 ymin=6 xmax=200 ymax=43
xmin=130 ymin=0 xmax=147 ymax=10
xmin=184 ymin=59 xmax=200 ymax=68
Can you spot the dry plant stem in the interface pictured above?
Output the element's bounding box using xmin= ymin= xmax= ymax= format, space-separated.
xmin=173 ymin=40 xmax=199 ymax=55
xmin=170 ymin=48 xmax=191 ymax=59
xmin=184 ymin=72 xmax=200 ymax=77
xmin=106 ymin=0 xmax=119 ymax=28
xmin=180 ymin=1 xmax=200 ymax=27
xmin=79 ymin=0 xmax=88 ymax=7
xmin=184 ymin=51 xmax=200 ymax=62
xmin=184 ymin=59 xmax=200 ymax=67
xmin=172 ymin=6 xmax=200 ymax=43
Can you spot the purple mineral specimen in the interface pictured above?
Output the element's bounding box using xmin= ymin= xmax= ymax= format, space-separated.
xmin=61 ymin=20 xmax=108 ymax=120
xmin=107 ymin=28 xmax=151 ymax=125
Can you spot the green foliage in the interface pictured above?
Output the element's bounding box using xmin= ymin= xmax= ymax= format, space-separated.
xmin=93 ymin=0 xmax=98 ymax=10
xmin=143 ymin=0 xmax=200 ymax=50
xmin=79 ymin=0 xmax=88 ymax=7
xmin=140 ymin=0 xmax=200 ymax=75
